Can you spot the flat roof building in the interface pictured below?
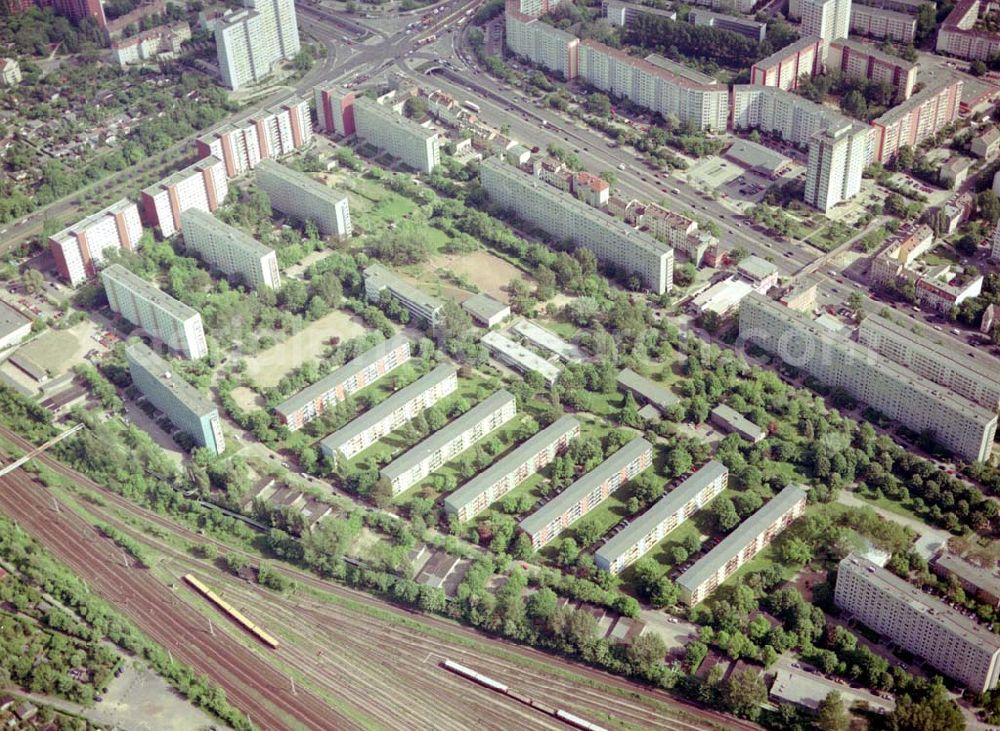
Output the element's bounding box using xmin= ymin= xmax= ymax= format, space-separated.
xmin=126 ymin=342 xmax=225 ymax=454
xmin=444 ymin=415 xmax=580 ymax=522
xmin=678 ymin=485 xmax=807 ymax=604
xmin=520 ymin=437 xmax=653 ymax=550
xmin=732 ymin=85 xmax=858 ymax=148
xmin=319 ymin=363 xmax=457 ymax=462
xmin=0 ymin=301 xmax=31 ymax=352
xmin=256 ymin=159 xmax=352 ymax=239
xmin=101 ymin=264 xmax=208 ymax=360
xmin=353 ymin=97 xmax=441 ymax=174
xmin=750 ymin=36 xmax=824 ymax=91
xmin=725 ymin=139 xmax=793 ymax=177
xmin=828 ymin=39 xmax=918 ymax=102
xmin=180 ymin=208 xmax=280 ymax=291
xmin=481 ymin=331 xmax=562 ymax=386
xmin=275 ymin=334 xmax=410 ymax=431
xmin=835 ymin=553 xmax=1000 ymax=693
xmin=930 ymin=551 xmax=1000 ymax=609
xmin=480 ymin=158 xmax=673 ymax=294
xmin=215 ymin=0 xmax=300 ymax=90
xmin=363 ymin=263 xmax=444 ymax=329
xmin=596 ymin=460 xmax=728 ymax=574
xmin=315 ymin=85 xmax=356 ymax=136
xmin=512 ymin=320 xmax=586 ymax=363
xmin=616 ymin=368 xmax=679 ymax=413
xmin=711 ymin=403 xmax=766 ymax=442
xmin=462 ymin=293 xmax=511 ymax=328
xmin=381 ymin=390 xmax=517 ymax=495
xmin=804 ymin=121 xmax=871 ymax=213
xmin=50 ymin=199 xmax=144 ymax=286
xmin=689 ymin=9 xmax=766 ymax=41
xmin=141 ymin=156 xmax=228 ymax=239
xmin=692 ymin=277 xmax=755 ymax=318
xmin=937 ymin=0 xmax=1000 ymax=61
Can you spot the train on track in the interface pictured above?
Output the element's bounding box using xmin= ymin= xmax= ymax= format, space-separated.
xmin=442 ymin=659 xmax=607 ymax=731
xmin=184 ymin=574 xmax=280 ymax=649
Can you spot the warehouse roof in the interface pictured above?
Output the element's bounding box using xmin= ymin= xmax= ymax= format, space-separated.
xmin=462 ymin=292 xmax=510 ymax=325
xmin=726 ymin=139 xmax=792 ymax=176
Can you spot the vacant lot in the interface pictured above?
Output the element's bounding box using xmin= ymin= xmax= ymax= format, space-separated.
xmin=231 ymin=386 xmax=264 ymax=410
xmin=245 ymin=310 xmax=369 ymax=387
xmin=421 ymin=251 xmax=531 ymax=301
xmin=14 ymin=320 xmax=102 ymax=378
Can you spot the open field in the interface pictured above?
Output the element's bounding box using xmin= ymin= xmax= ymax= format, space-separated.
xmin=230 ymin=386 xmax=264 ymax=411
xmin=14 ymin=320 xmax=102 ymax=378
xmin=244 ymin=309 xmax=369 ymax=387
xmin=421 ymin=251 xmax=532 ymax=302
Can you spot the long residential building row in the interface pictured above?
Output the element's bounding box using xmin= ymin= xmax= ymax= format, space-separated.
xmin=936 ymin=0 xmax=1000 ymax=61
xmin=870 ymin=79 xmax=963 ymax=164
xmin=141 ymin=156 xmax=229 ymax=239
xmin=480 ymin=157 xmax=674 ymax=294
xmin=595 ymin=460 xmax=728 ymax=574
xmin=520 ymin=437 xmax=653 ymax=551
xmin=101 ymin=264 xmax=208 ymax=360
xmin=195 ymin=96 xmax=312 ymax=179
xmin=319 ymin=363 xmax=458 ymax=462
xmin=749 ymin=36 xmax=824 ymax=92
xmin=255 ymin=159 xmax=353 ymax=239
xmin=180 ymin=208 xmax=281 ymax=292
xmin=731 ymin=84 xmax=862 ymax=149
xmin=275 ymin=334 xmax=411 ymax=431
xmin=677 ymin=484 xmax=807 ymax=604
xmin=382 ymin=390 xmax=518 ymax=495
xmin=835 ymin=553 xmax=1000 ymax=693
xmin=739 ymin=293 xmax=998 ymax=463
xmin=444 ymin=415 xmax=581 ymax=522
xmin=50 ymin=199 xmax=144 ymax=286
xmin=353 ymin=97 xmax=441 ymax=174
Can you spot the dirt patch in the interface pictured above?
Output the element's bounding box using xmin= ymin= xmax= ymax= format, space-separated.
xmin=244 ymin=310 xmax=369 ymax=387
xmin=231 ymin=386 xmax=264 ymax=411
xmin=13 ymin=320 xmax=103 ymax=378
xmin=423 ymin=251 xmax=532 ymax=302
xmin=94 ymin=659 xmax=220 ymax=731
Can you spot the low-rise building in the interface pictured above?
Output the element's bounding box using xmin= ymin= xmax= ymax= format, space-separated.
xmin=180 ymin=208 xmax=280 ymax=291
xmin=778 ymin=281 xmax=818 ymax=312
xmin=462 ymin=293 xmax=511 ymax=328
xmin=869 ymin=222 xmax=935 ymax=286
xmin=571 ymin=170 xmax=611 ymax=208
xmin=519 ymin=437 xmax=653 ymax=550
xmin=444 ymin=415 xmax=580 ymax=522
xmin=595 ymin=460 xmax=728 ymax=574
xmin=603 ymin=0 xmax=679 ymax=24
xmin=275 ymin=334 xmax=411 ymax=431
xmin=141 ymin=156 xmax=228 ymax=238
xmin=931 ymin=551 xmax=1000 ymax=609
xmin=319 ymin=363 xmax=458 ymax=462
xmin=363 ymin=263 xmax=444 ymax=328
xmin=512 ymin=320 xmax=586 ymax=363
xmin=692 ymin=277 xmax=755 ymax=318
xmin=941 ymin=156 xmax=973 ymax=188
xmin=971 ymin=127 xmax=1000 ymax=158
xmin=737 ymin=255 xmax=780 ymax=293
xmin=616 ymin=368 xmax=678 ymax=414
xmin=711 ymin=403 xmax=766 ymax=442
xmin=725 ymin=139 xmax=793 ymax=177
xmin=126 ymin=342 xmax=225 ymax=454
xmin=835 ymin=553 xmax=1000 ymax=693
xmin=256 ymin=159 xmax=352 ymax=239
xmin=49 ymin=199 xmax=144 ymax=286
xmin=0 ymin=301 xmax=31 ymax=351
xmin=677 ymin=485 xmax=807 ymax=604
xmin=481 ymin=331 xmax=562 ymax=386
xmin=749 ymin=36 xmax=824 ymax=91
xmin=111 ymin=21 xmax=191 ymax=65
xmin=381 ymin=390 xmax=517 ymax=495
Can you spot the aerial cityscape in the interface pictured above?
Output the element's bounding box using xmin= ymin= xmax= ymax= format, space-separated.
xmin=1 ymin=0 xmax=1000 ymax=727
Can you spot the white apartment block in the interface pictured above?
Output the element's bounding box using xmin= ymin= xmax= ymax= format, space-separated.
xmin=256 ymin=159 xmax=352 ymax=238
xmin=101 ymin=264 xmax=208 ymax=360
xmin=800 ymin=0 xmax=851 ymax=41
xmin=141 ymin=156 xmax=228 ymax=239
xmin=50 ymin=199 xmax=143 ymax=286
xmin=731 ymin=85 xmax=855 ymax=147
xmin=835 ymin=553 xmax=1000 ymax=693
xmin=216 ymin=0 xmax=300 ymax=90
xmin=937 ymin=0 xmax=1000 ymax=61
xmin=444 ymin=415 xmax=580 ymax=522
xmin=275 ymin=334 xmax=411 ymax=431
xmin=381 ymin=390 xmax=517 ymax=495
xmin=596 ymin=460 xmax=728 ymax=574
xmin=505 ymin=10 xmax=579 ymax=79
xmin=871 ymin=80 xmax=963 ymax=164
xmin=677 ymin=485 xmax=807 ymax=604
xmin=828 ymin=39 xmax=917 ymax=101
xmin=353 ymin=97 xmax=441 ymax=174
xmin=750 ymin=36 xmax=824 ymax=91
xmin=520 ymin=437 xmax=653 ymax=551
xmin=804 ymin=122 xmax=870 ymax=213
xmin=480 ymin=158 xmax=673 ymax=294
xmin=319 ymin=364 xmax=457 ymax=462
xmin=857 ymin=312 xmax=1000 ymax=411
xmin=739 ymin=293 xmax=998 ymax=463
xmin=179 ymin=208 xmax=280 ymax=291
xmin=849 ymin=4 xmax=916 ymax=43
xmin=577 ymin=40 xmax=728 ymax=132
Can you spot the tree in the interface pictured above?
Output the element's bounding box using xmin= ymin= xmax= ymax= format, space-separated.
xmin=719 ymin=668 xmax=767 ymax=721
xmin=778 ymin=536 xmax=813 ymax=565
xmin=816 ymin=691 xmax=850 ymax=731
xmin=888 ymin=683 xmax=964 ymax=731
xmin=23 ymin=268 xmax=45 ymax=294
xmin=403 ymin=96 xmax=429 ymax=120
xmin=977 ymin=189 xmax=1000 ymax=225
xmin=620 ymin=390 xmax=642 ymax=428
xmin=625 ymin=632 xmax=667 ymax=673
xmin=711 ymin=496 xmax=740 ymax=532
xmin=970 ymin=59 xmax=988 ymax=76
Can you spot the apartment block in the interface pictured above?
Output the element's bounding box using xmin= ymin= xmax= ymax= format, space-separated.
xmin=835 ymin=553 xmax=1000 ymax=693
xmin=179 ymin=208 xmax=280 ymax=291
xmin=731 ymin=85 xmax=855 ymax=147
xmin=195 ymin=97 xmax=312 ymax=178
xmin=677 ymin=485 xmax=807 ymax=604
xmin=801 ymin=0 xmax=851 ymax=40
xmin=603 ymin=0 xmax=680 ymax=25
xmin=255 ymin=159 xmax=352 ymax=238
xmin=275 ymin=334 xmax=411 ymax=431
xmin=505 ymin=5 xmax=580 ymax=80
xmin=216 ymin=0 xmax=300 ymax=90
xmin=849 ymin=4 xmax=916 ymax=43
xmin=352 ymin=97 xmax=441 ymax=174
xmin=828 ymin=39 xmax=917 ymax=101
xmin=750 ymin=36 xmax=824 ymax=91
xmin=804 ymin=121 xmax=871 ymax=213
xmin=480 ymin=158 xmax=673 ymax=294
xmin=739 ymin=292 xmax=998 ymax=462
xmin=50 ymin=199 xmax=143 ymax=286
xmin=481 ymin=331 xmax=562 ymax=386
xmin=689 ymin=10 xmax=766 ymax=41
xmin=101 ymin=264 xmax=208 ymax=360
xmin=616 ymin=368 xmax=679 ymax=414
xmin=930 ymin=551 xmax=1000 ymax=609
xmin=140 ymin=156 xmax=228 ymax=239
xmin=381 ymin=390 xmax=517 ymax=495
xmin=363 ymin=263 xmax=444 ymax=328
xmin=319 ymin=363 xmax=458 ymax=462
xmin=111 ymin=22 xmax=191 ymax=66
xmin=314 ymin=85 xmax=356 ymax=136
xmin=711 ymin=403 xmax=765 ymax=442
xmin=857 ymin=312 xmax=1000 ymax=411
xmin=596 ymin=460 xmax=728 ymax=574
xmin=520 ymin=437 xmax=653 ymax=550
xmin=571 ymin=171 xmax=611 ymax=208
xmin=444 ymin=415 xmax=581 ymax=522
xmin=126 ymin=342 xmax=225 ymax=454
xmin=937 ymin=0 xmax=1000 ymax=61
xmin=870 ymin=80 xmax=963 ymax=164
xmin=641 ymin=204 xmax=715 ymax=266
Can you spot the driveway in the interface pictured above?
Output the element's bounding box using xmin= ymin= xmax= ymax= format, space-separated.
xmin=772 ymin=654 xmax=895 ymax=714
